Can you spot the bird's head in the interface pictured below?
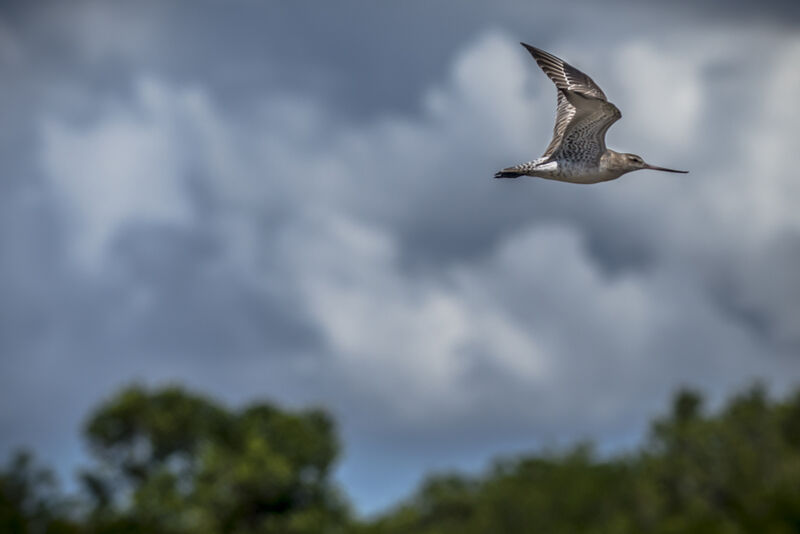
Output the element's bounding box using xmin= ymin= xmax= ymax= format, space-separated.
xmin=620 ymin=152 xmax=688 ymax=175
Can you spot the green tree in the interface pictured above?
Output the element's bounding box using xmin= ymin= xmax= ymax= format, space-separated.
xmin=0 ymin=450 xmax=79 ymax=534
xmin=365 ymin=385 xmax=800 ymax=534
xmin=9 ymin=381 xmax=800 ymax=533
xmin=80 ymin=384 xmax=350 ymax=533
xmin=640 ymin=385 xmax=800 ymax=533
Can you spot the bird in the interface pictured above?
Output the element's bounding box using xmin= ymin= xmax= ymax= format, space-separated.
xmin=495 ymin=43 xmax=687 ymax=183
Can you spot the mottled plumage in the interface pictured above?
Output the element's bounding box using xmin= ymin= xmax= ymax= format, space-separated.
xmin=495 ymin=44 xmax=687 ymax=184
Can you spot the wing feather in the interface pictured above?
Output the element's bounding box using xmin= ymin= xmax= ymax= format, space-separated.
xmin=521 ymin=43 xmax=607 ymax=100
xmin=521 ymin=43 xmax=619 ymax=161
xmin=541 ymin=90 xmax=574 ymax=159
xmin=553 ymin=90 xmax=621 ymax=163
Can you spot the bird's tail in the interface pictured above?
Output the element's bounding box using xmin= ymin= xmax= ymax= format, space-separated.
xmin=494 ymin=160 xmax=540 ymax=179
xmin=494 ymin=170 xmax=523 ymax=179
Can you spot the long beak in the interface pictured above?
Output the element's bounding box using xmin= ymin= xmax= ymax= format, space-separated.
xmin=644 ymin=163 xmax=688 ymax=173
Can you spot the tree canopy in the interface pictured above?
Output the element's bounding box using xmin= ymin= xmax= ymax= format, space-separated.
xmin=5 ymin=383 xmax=800 ymax=533
xmin=70 ymin=384 xmax=345 ymax=534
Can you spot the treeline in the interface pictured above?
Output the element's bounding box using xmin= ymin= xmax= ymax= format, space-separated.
xmin=4 ymin=383 xmax=800 ymax=533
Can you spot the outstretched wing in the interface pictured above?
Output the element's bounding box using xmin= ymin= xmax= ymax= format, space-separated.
xmin=521 ymin=43 xmax=607 ymax=99
xmin=541 ymin=91 xmax=575 ymax=159
xmin=521 ymin=43 xmax=620 ymax=161
xmin=553 ymin=90 xmax=621 ymax=163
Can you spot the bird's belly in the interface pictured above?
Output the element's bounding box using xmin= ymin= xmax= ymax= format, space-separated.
xmin=530 ymin=161 xmax=620 ymax=184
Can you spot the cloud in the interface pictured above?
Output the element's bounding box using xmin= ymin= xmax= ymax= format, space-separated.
xmin=279 ymin=210 xmax=548 ymax=422
xmin=33 ymin=22 xmax=800 ymax=436
xmin=40 ymin=79 xmax=200 ymax=268
xmin=613 ymin=41 xmax=703 ymax=149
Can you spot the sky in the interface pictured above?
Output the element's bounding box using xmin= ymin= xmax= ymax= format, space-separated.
xmin=1 ymin=0 xmax=800 ymax=516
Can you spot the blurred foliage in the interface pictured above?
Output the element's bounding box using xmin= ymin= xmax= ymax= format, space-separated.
xmin=0 ymin=450 xmax=80 ymax=533
xmin=360 ymin=385 xmax=800 ymax=534
xmin=75 ymin=384 xmax=345 ymax=534
xmin=6 ymin=383 xmax=800 ymax=533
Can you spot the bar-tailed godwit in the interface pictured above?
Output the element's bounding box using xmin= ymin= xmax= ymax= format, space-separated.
xmin=495 ymin=43 xmax=687 ymax=183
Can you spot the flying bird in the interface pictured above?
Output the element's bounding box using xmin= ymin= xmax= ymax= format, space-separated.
xmin=495 ymin=43 xmax=687 ymax=183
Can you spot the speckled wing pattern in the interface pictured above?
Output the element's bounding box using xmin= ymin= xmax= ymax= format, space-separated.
xmin=521 ymin=43 xmax=621 ymax=163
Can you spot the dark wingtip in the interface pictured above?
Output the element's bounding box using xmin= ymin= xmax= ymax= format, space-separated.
xmin=494 ymin=171 xmax=521 ymax=179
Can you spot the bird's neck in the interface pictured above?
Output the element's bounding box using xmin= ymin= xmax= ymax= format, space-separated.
xmin=598 ymin=150 xmax=629 ymax=179
xmin=600 ymin=150 xmax=625 ymax=171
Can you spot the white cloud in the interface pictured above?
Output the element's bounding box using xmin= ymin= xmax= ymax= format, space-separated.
xmin=40 ymin=79 xmax=203 ymax=268
xmin=279 ymin=210 xmax=549 ymax=421
xmin=740 ymin=38 xmax=800 ymax=237
xmin=33 ymin=25 xmax=800 ymax=436
xmin=613 ymin=40 xmax=703 ymax=149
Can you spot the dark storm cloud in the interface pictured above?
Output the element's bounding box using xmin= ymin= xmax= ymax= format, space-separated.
xmin=8 ymin=0 xmax=797 ymax=119
xmin=106 ymin=224 xmax=321 ymax=356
